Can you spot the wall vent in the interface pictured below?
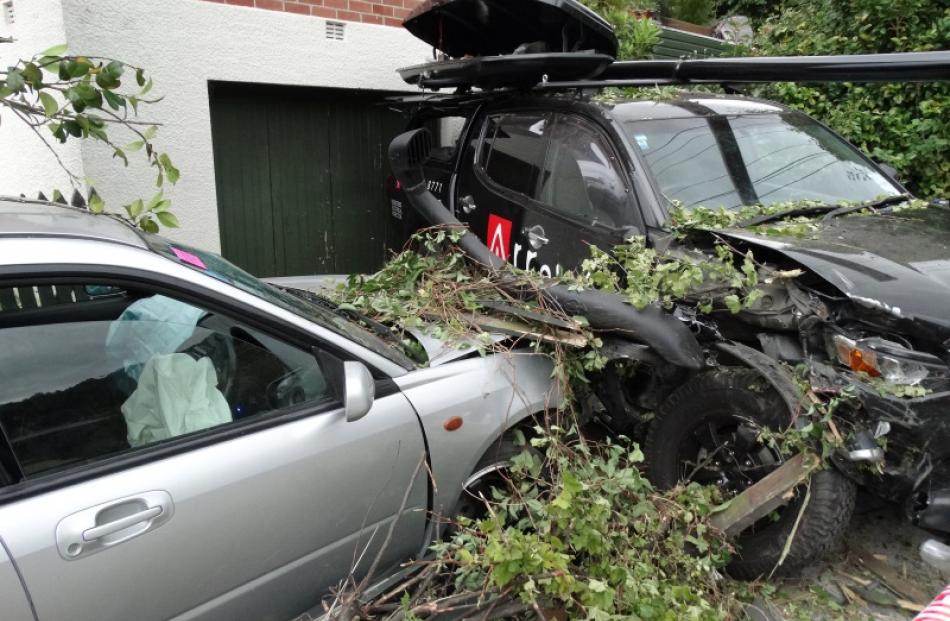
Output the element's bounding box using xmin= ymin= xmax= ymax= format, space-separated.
xmin=2 ymin=0 xmax=14 ymax=26
xmin=325 ymin=21 xmax=345 ymax=41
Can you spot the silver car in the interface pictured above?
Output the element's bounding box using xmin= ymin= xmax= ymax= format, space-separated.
xmin=0 ymin=198 xmax=557 ymax=621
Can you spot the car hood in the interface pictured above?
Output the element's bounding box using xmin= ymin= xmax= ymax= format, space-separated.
xmin=714 ymin=207 xmax=950 ymax=330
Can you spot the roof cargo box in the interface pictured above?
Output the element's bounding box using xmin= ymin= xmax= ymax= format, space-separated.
xmin=403 ymin=0 xmax=618 ymax=59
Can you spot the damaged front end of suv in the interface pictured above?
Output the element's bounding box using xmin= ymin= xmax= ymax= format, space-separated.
xmin=704 ymin=205 xmax=950 ymax=546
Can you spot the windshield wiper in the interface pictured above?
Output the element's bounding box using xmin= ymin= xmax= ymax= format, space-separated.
xmin=821 ymin=194 xmax=913 ymax=221
xmin=737 ymin=204 xmax=838 ymax=228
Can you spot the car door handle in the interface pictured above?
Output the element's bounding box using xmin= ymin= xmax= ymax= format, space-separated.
xmin=56 ymin=491 xmax=174 ymax=560
xmin=83 ymin=506 xmax=163 ymax=542
xmin=524 ymin=225 xmax=549 ymax=249
xmin=460 ymin=194 xmax=477 ymax=214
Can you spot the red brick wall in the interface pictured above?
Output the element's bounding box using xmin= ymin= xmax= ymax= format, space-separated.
xmin=202 ymin=0 xmax=422 ymax=27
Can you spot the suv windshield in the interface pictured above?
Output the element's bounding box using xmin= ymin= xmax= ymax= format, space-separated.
xmin=622 ymin=111 xmax=900 ymax=210
xmin=144 ymin=236 xmax=412 ymax=369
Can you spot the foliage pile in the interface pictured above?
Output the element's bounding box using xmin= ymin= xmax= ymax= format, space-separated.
xmin=393 ymin=434 xmax=737 ymax=620
xmin=747 ymin=0 xmax=950 ymax=198
xmin=0 ymin=43 xmax=179 ymax=231
xmin=332 ymin=229 xmax=754 ymax=619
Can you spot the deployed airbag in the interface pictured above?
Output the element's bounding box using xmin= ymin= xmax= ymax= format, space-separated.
xmin=122 ymin=353 xmax=231 ymax=447
xmin=107 ymin=295 xmax=205 ymax=380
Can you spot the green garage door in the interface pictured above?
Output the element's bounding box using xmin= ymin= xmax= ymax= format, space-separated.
xmin=209 ymin=83 xmax=406 ymax=277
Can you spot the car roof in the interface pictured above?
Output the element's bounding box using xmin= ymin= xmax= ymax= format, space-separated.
xmin=598 ymin=92 xmax=791 ymax=120
xmin=0 ymin=197 xmax=148 ymax=249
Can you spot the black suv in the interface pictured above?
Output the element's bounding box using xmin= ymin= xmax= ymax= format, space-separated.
xmin=387 ymin=0 xmax=950 ymax=578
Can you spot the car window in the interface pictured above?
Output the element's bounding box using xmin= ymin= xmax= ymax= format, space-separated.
xmin=623 ymin=112 xmax=900 ymax=209
xmin=0 ymin=283 xmax=337 ymax=479
xmin=419 ymin=115 xmax=467 ymax=163
xmin=539 ymin=114 xmax=629 ymax=228
xmin=479 ymin=113 xmax=550 ymax=199
xmin=143 ymin=236 xmax=413 ymax=369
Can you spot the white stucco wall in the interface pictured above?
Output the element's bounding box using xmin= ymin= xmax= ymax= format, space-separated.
xmin=0 ymin=0 xmax=84 ymax=198
xmin=53 ymin=0 xmax=429 ymax=252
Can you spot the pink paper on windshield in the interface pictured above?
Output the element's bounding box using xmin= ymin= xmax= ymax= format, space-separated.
xmin=171 ymin=247 xmax=207 ymax=269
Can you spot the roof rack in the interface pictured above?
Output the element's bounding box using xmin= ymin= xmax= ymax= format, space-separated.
xmin=398 ymin=50 xmax=950 ymax=93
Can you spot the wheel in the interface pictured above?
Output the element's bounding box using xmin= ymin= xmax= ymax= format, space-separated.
xmin=454 ymin=436 xmax=535 ymax=524
xmin=644 ymin=368 xmax=856 ymax=579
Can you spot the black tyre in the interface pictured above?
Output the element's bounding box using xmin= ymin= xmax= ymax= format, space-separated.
xmin=644 ymin=368 xmax=856 ymax=579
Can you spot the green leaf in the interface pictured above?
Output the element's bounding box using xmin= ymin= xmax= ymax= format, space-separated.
xmin=40 ymin=59 xmax=61 ymax=76
xmin=125 ymin=140 xmax=145 ymax=152
xmin=159 ymin=154 xmax=180 ymax=184
xmin=146 ymin=190 xmax=164 ymax=211
xmin=66 ymin=58 xmax=91 ymax=78
xmin=105 ymin=60 xmax=125 ymax=80
xmin=141 ymin=218 xmax=160 ymax=234
xmin=38 ymin=91 xmax=58 ymax=117
xmin=128 ymin=198 xmax=144 ymax=219
xmin=39 ymin=43 xmax=68 ymax=57
xmin=5 ymin=69 xmax=25 ymax=92
xmin=724 ymin=294 xmax=742 ymax=314
xmin=21 ymin=62 xmax=43 ymax=87
xmin=140 ymin=78 xmax=153 ymax=96
xmin=143 ymin=125 xmax=158 ymax=141
xmin=88 ymin=193 xmax=105 ymax=214
xmin=0 ymin=86 xmax=12 ymax=98
xmin=135 ymin=68 xmax=146 ymax=87
xmin=102 ymin=90 xmax=123 ymax=111
xmin=156 ymin=211 xmax=179 ymax=228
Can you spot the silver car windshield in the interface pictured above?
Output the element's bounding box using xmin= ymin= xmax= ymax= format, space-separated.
xmin=144 ymin=236 xmax=411 ymax=368
xmin=623 ymin=112 xmax=901 ymax=210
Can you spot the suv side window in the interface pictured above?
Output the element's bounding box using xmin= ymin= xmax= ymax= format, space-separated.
xmin=420 ymin=115 xmax=467 ymax=163
xmin=0 ymin=283 xmax=335 ymax=479
xmin=478 ymin=113 xmax=550 ymax=199
xmin=539 ymin=114 xmax=630 ymax=228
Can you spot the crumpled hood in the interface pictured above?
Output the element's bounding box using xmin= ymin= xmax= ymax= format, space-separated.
xmin=714 ymin=207 xmax=950 ymax=330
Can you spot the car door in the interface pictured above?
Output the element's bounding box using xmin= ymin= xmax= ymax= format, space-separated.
xmin=0 ymin=539 xmax=33 ymax=621
xmin=526 ymin=112 xmax=641 ymax=272
xmin=0 ymin=276 xmax=427 ymax=621
xmin=457 ymin=110 xmax=638 ymax=276
xmin=455 ymin=110 xmax=553 ymax=272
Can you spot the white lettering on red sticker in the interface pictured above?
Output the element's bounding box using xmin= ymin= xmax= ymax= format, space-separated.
xmin=487 ymin=214 xmax=512 ymax=261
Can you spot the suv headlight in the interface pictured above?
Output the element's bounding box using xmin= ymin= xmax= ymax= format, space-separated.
xmin=832 ymin=335 xmax=947 ymax=385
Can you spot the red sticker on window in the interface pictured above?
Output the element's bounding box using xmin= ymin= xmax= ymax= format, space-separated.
xmin=487 ymin=214 xmax=512 ymax=261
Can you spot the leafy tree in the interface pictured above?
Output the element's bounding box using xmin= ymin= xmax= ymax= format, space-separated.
xmin=0 ymin=42 xmax=180 ymax=231
xmin=581 ymin=0 xmax=663 ymax=59
xmin=749 ymin=0 xmax=949 ymax=198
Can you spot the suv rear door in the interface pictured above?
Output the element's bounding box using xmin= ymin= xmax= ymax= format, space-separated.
xmin=457 ymin=109 xmax=639 ymax=276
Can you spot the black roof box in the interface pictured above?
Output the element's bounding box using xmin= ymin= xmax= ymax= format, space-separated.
xmin=403 ymin=0 xmax=618 ymax=59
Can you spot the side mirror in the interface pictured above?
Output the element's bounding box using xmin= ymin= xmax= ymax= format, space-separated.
xmin=343 ymin=361 xmax=375 ymax=423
